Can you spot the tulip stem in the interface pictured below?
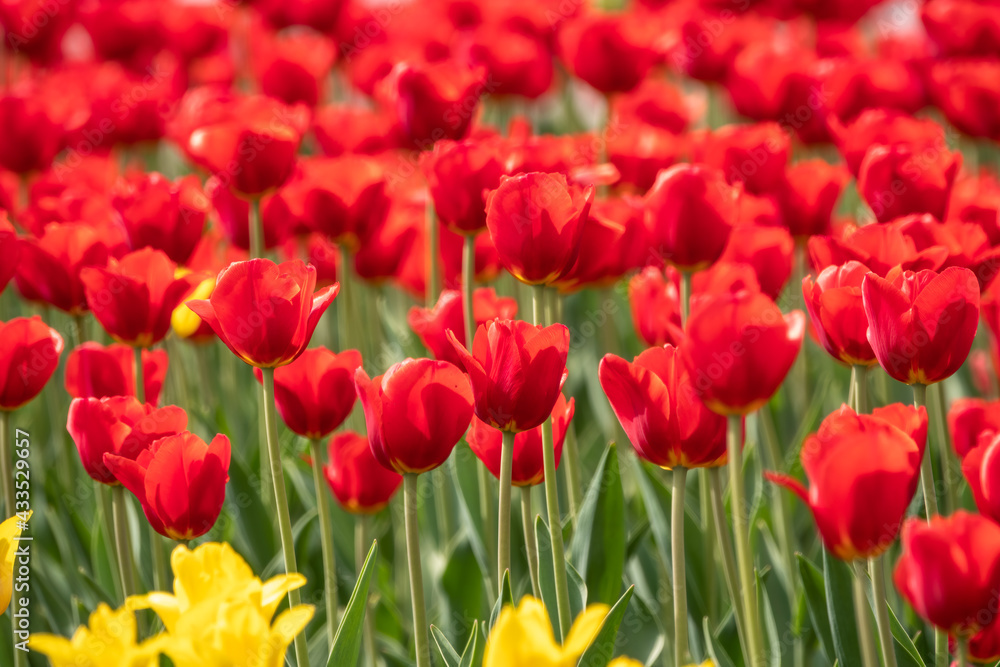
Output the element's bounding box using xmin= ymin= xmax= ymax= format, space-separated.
xmin=97 ymin=484 xmax=122 ymax=601
xmin=462 ymin=234 xmax=475 ymax=346
xmin=550 ymin=288 xmax=581 ymax=525
xmin=427 ymin=203 xmax=441 ymax=307
xmin=310 ymin=437 xmax=340 ymax=646
xmin=708 ymin=467 xmax=749 ymax=659
xmin=338 ymin=245 xmax=353 ymax=353
xmin=357 ymin=515 xmax=377 ymax=667
xmin=672 ymin=467 xmax=689 ymax=667
xmin=133 ymin=346 xmax=145 ymax=404
xmin=150 ymin=527 xmax=169 ymax=593
xmin=260 ymin=368 xmax=310 ymax=667
xmin=726 ymin=415 xmax=765 ymax=667
xmin=403 ymin=473 xmax=431 ymax=667
xmin=520 ymin=486 xmax=540 ymax=597
xmin=0 ymin=411 xmax=13 ymax=519
xmin=852 ymin=561 xmax=880 ymax=667
xmin=930 ymin=383 xmax=957 ymax=513
xmin=679 ymin=270 xmax=691 ymax=324
xmin=869 ymin=556 xmax=899 ymax=667
xmin=957 ymin=636 xmax=970 ymax=667
xmin=249 ymin=197 xmax=263 ymax=259
xmin=111 ymin=485 xmax=137 ymax=599
xmin=853 ymin=365 xmax=869 ymax=414
xmin=498 ymin=430 xmax=515 ymax=591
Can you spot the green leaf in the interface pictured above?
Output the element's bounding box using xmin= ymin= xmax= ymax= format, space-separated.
xmin=758 ymin=571 xmax=781 ymax=667
xmin=797 ymin=553 xmax=835 ymax=663
xmin=823 ymin=549 xmax=862 ymax=667
xmin=431 ymin=626 xmax=462 ymax=667
xmin=703 ymin=617 xmax=738 ymax=667
xmin=617 ymin=591 xmax=664 ymax=665
xmin=886 ymin=593 xmax=928 ymax=667
xmin=577 ymin=586 xmax=634 ymax=667
xmin=327 ymin=540 xmax=378 ymax=667
xmin=489 ymin=569 xmax=514 ymax=632
xmin=459 ymin=620 xmax=479 ymax=667
xmin=536 ymin=515 xmax=588 ymax=642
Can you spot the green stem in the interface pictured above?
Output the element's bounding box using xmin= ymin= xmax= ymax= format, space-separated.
xmin=261 ymin=369 xmax=310 ymax=667
xmin=726 ymin=416 xmax=765 ymax=667
xmin=680 ymin=271 xmax=691 ymax=325
xmin=870 ymin=556 xmax=899 ymax=667
xmin=310 ymin=438 xmax=340 ymax=646
xmin=427 ymin=204 xmax=441 ymax=307
xmin=853 ymin=365 xmax=869 ymax=414
xmin=672 ymin=467 xmax=689 ymax=667
xmin=930 ymin=384 xmax=957 ymax=513
xmin=403 ymin=474 xmax=430 ymax=667
xmin=478 ymin=464 xmax=497 ymax=591
xmin=98 ymin=484 xmax=122 ymax=601
xmin=852 ymin=562 xmax=880 ymax=667
xmin=551 ymin=290 xmax=581 ymax=526
xmin=133 ymin=347 xmax=145 ymax=404
xmin=150 ymin=527 xmax=169 ymax=593
xmin=462 ymin=234 xmax=475 ymax=344
xmin=249 ymin=197 xmax=263 ymax=259
xmin=520 ymin=486 xmax=540 ymax=598
xmin=432 ymin=468 xmax=452 ymax=546
xmin=957 ymin=636 xmax=970 ymax=667
xmin=111 ymin=485 xmax=137 ymax=598
xmin=338 ymin=245 xmax=353 ymax=352
xmin=0 ymin=412 xmax=12 ymax=518
xmin=709 ymin=468 xmax=749 ymax=660
xmin=498 ymin=430 xmax=515 ymax=590
xmin=759 ymin=406 xmax=796 ymax=598
xmin=699 ymin=470 xmax=717 ymax=623
xmin=357 ymin=516 xmax=376 ymax=667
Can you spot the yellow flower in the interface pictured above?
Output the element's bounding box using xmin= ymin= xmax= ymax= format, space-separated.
xmin=484 ymin=596 xmax=610 ymax=667
xmin=170 ymin=272 xmax=215 ymax=339
xmin=608 ymin=660 xmax=645 ymax=667
xmin=0 ymin=511 xmax=28 ymax=616
xmin=32 ymin=601 xmax=165 ymax=666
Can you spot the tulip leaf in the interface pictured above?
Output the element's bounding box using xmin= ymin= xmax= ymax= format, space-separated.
xmin=796 ymin=554 xmax=835 ymax=663
xmin=459 ymin=620 xmax=480 ymax=667
xmin=488 ymin=569 xmax=514 ymax=632
xmin=702 ymin=617 xmax=739 ymax=667
xmin=327 ymin=539 xmax=378 ymax=667
xmin=569 ymin=443 xmax=626 ymax=606
xmin=431 ymin=625 xmax=462 ymax=667
xmin=885 ymin=594 xmax=928 ymax=667
xmin=823 ymin=549 xmax=863 ymax=667
xmin=535 ymin=515 xmax=588 ymax=643
xmin=577 ymin=585 xmax=634 ymax=667
xmin=758 ymin=571 xmax=782 ymax=667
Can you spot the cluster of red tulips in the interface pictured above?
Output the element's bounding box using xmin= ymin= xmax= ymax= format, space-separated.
xmin=0 ymin=0 xmax=999 ymax=665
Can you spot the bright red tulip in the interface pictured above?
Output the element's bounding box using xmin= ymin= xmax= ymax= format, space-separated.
xmin=898 ymin=215 xmax=1000 ymax=290
xmin=962 ymin=618 xmax=1000 ymax=665
xmin=858 ymin=143 xmax=961 ymax=223
xmin=768 ymin=403 xmax=926 ymax=560
xmin=692 ymin=262 xmax=763 ymax=298
xmin=322 ymin=430 xmax=403 ymax=514
xmin=447 ymin=319 xmax=569 ymax=433
xmin=65 ymin=343 xmax=168 ymax=406
xmin=312 ymin=106 xmax=403 ymax=157
xmin=803 ymin=261 xmax=878 ymax=366
xmin=467 ymin=393 xmax=574 ymax=487
xmin=606 ymin=123 xmax=685 ymax=193
xmin=825 ymin=56 xmax=926 ymax=124
xmin=718 ymin=224 xmax=794 ymax=300
xmin=922 ymin=0 xmax=1000 ymax=57
xmin=186 ymin=258 xmax=338 ymax=368
xmin=644 ymin=164 xmax=740 ymax=272
xmin=464 ymin=26 xmax=553 ymax=100
xmin=961 ymin=432 xmax=1000 ymax=524
xmin=808 ymin=220 xmax=947 ymax=277
xmin=0 ymin=316 xmax=63 ymax=411
xmin=694 ymin=122 xmax=790 ymax=195
xmin=830 ymin=108 xmax=948 ymax=176
xmin=67 ymin=396 xmax=187 ymax=485
xmin=558 ymin=11 xmax=657 ymax=94
xmin=0 ymin=83 xmax=68 ymax=174
xmin=485 ymin=172 xmax=593 ymax=285
xmin=894 ymin=511 xmax=1000 ymax=636
xmin=927 ymin=59 xmax=1000 ymax=142
xmin=778 ymin=159 xmax=850 ymax=238
xmin=554 ymin=196 xmax=647 ymax=293
xmin=627 ymin=266 xmax=683 ymax=348
xmin=0 ymin=214 xmax=19 ymax=294
xmin=81 ymin=248 xmax=201 ymax=348
xmin=422 ymin=139 xmax=505 ymax=235
xmin=0 ymin=0 xmax=76 ymax=64
xmin=408 ymin=288 xmax=518 ymax=368
xmin=112 ymin=173 xmax=209 ymax=265
xmin=862 ymin=266 xmax=980 ymax=385
xmin=949 ymin=398 xmax=1000 ymax=458
xmin=600 ymin=345 xmax=728 ymax=469
xmin=948 ymin=169 xmax=1000 ymax=244
xmin=252 ymin=347 xmax=362 ymax=440
xmin=104 ymin=431 xmax=230 ymax=541
xmin=15 ymin=223 xmax=111 ymax=314
xmin=204 ymin=177 xmax=291 ymax=253
xmin=355 ymin=358 xmax=474 ymax=474
xmin=683 ymin=290 xmax=805 ymax=416
xmin=252 ymin=29 xmax=336 ymax=108
xmin=610 ymin=78 xmax=689 ymax=135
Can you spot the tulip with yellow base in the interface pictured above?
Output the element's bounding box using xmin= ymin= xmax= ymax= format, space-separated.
xmin=32 ymin=601 xmax=166 ymax=666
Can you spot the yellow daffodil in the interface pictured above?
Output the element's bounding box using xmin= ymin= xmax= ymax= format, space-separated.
xmin=484 ymin=596 xmax=610 ymax=667
xmin=170 ymin=272 xmax=215 ymax=339
xmin=0 ymin=511 xmax=28 ymax=616
xmin=32 ymin=601 xmax=165 ymax=666
xmin=610 ymin=657 xmax=713 ymax=667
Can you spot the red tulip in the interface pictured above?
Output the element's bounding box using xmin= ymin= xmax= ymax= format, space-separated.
xmin=768 ymin=403 xmax=926 ymax=560
xmin=826 ymin=57 xmax=926 ymax=124
xmin=922 ymin=0 xmax=1000 ymax=57
xmin=961 ymin=432 xmax=1000 ymax=524
xmin=15 ymin=223 xmax=111 ymax=314
xmin=81 ymin=248 xmax=201 ymax=348
xmin=683 ymin=290 xmax=805 ymax=416
xmin=485 ymin=172 xmax=593 ymax=285
xmin=808 ymin=220 xmax=948 ymax=278
xmin=0 ymin=83 xmax=67 ymax=174
xmin=422 ymin=139 xmax=505 ymax=235
xmin=104 ymin=431 xmax=230 ymax=541
xmin=254 ymin=0 xmax=345 ymax=32
xmin=949 ymin=398 xmax=1000 ymax=458
xmin=467 ymin=393 xmax=574 ymax=487
xmin=558 ymin=11 xmax=657 ymax=94
xmin=606 ymin=123 xmax=685 ymax=193
xmin=962 ymin=618 xmax=1000 ymax=665
xmin=600 ymin=345 xmax=728 ymax=469
xmin=894 ymin=511 xmax=1000 ymax=636
xmin=464 ymin=26 xmax=553 ymax=100
xmin=408 ymin=288 xmax=518 ymax=368
xmin=948 ymin=170 xmax=1000 ymax=244
xmin=555 ymin=196 xmax=647 ymax=293
xmin=322 ymin=430 xmax=403 ymax=514
xmin=447 ymin=319 xmax=569 ymax=433
xmin=898 ymin=215 xmax=1000 ymax=290
xmin=693 ymin=122 xmax=791 ymax=195
xmin=65 ymin=343 xmax=168 ymax=406
xmin=628 ymin=266 xmax=683 ymax=348
xmin=803 ymin=261 xmax=878 ymax=366
xmin=718 ymin=224 xmax=794 ymax=300
xmin=692 ymin=262 xmax=763 ymax=297
xmin=830 ymin=108 xmax=948 ymax=177
xmin=858 ymin=143 xmax=961 ymax=223
xmin=778 ymin=159 xmax=850 ymax=238
xmin=927 ymin=59 xmax=1000 ymax=142
xmin=355 ymin=358 xmax=474 ymax=474
xmin=610 ymin=78 xmax=689 ymax=135
xmin=186 ymin=258 xmax=338 ymax=368
xmin=252 ymin=29 xmax=336 ymax=108
xmin=112 ymin=173 xmax=209 ymax=265
xmin=67 ymin=396 xmax=187 ymax=485
xmin=862 ymin=266 xmax=979 ymax=385
xmin=644 ymin=164 xmax=740 ymax=272
xmin=0 ymin=0 xmax=76 ymax=64
xmin=204 ymin=177 xmax=291 ymax=252
xmin=0 ymin=316 xmax=64 ymax=411
xmin=0 ymin=214 xmax=20 ymax=294
xmin=312 ymin=106 xmax=403 ymax=157
xmin=252 ymin=347 xmax=362 ymax=440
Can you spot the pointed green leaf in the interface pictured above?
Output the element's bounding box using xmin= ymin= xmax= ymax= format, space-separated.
xmin=431 ymin=626 xmax=462 ymax=667
xmin=489 ymin=569 xmax=514 ymax=632
xmin=823 ymin=549 xmax=862 ymax=667
xmin=459 ymin=620 xmax=479 ymax=667
xmin=703 ymin=617 xmax=738 ymax=667
xmin=577 ymin=586 xmax=634 ymax=667
xmin=536 ymin=515 xmax=588 ymax=642
xmin=327 ymin=540 xmax=378 ymax=667
xmin=797 ymin=553 xmax=835 ymax=663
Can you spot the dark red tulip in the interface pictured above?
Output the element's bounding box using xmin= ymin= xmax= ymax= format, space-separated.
xmin=808 ymin=220 xmax=948 ymax=277
xmin=408 ymin=288 xmax=518 ymax=368
xmin=67 ymin=396 xmax=187 ymax=485
xmin=312 ymin=106 xmax=403 ymax=157
xmin=0 ymin=82 xmax=68 ymax=174
xmin=644 ymin=164 xmax=740 ymax=272
xmin=600 ymin=345 xmax=728 ymax=469
xmin=76 ymin=0 xmax=166 ymax=68
xmin=65 ymin=343 xmax=168 ymax=406
xmin=0 ymin=0 xmax=76 ymax=64
xmin=15 ymin=223 xmax=111 ymax=314
xmin=112 ymin=173 xmax=209 ymax=265
xmin=718 ymin=224 xmax=794 ymax=300
xmin=0 ymin=214 xmax=19 ymax=294
xmin=186 ymin=258 xmax=338 ymax=368
xmin=254 ymin=0 xmax=345 ymax=32
xmin=922 ymin=0 xmax=1000 ymax=57
xmin=803 ymin=261 xmax=878 ymax=366
xmin=693 ymin=122 xmax=790 ymax=195
xmin=104 ymin=431 xmax=230 ymax=541
xmin=81 ymin=248 xmax=201 ymax=348
xmin=252 ymin=347 xmax=362 ymax=440
xmin=464 ymin=25 xmax=554 ymax=100
xmin=830 ymin=108 xmax=948 ymax=176
xmin=422 ymin=139 xmax=505 ymax=235
xmin=322 ymin=430 xmax=403 ymax=514
xmin=768 ymin=403 xmax=926 ymax=560
xmin=485 ymin=172 xmax=593 ymax=285
xmin=826 ymin=56 xmax=926 ymax=123
xmin=628 ymin=266 xmax=683 ymax=348
xmin=252 ymin=29 xmax=336 ymax=109
xmin=862 ymin=266 xmax=979 ymax=385
xmin=610 ymin=78 xmax=689 ymax=135
xmin=467 ymin=393 xmax=574 ymax=487
xmin=683 ymin=290 xmax=805 ymax=416
xmin=894 ymin=511 xmax=1000 ymax=636
xmin=927 ymin=59 xmax=1000 ymax=142
xmin=0 ymin=316 xmax=63 ymax=411
xmin=558 ymin=11 xmax=657 ymax=94
xmin=778 ymin=159 xmax=850 ymax=238
xmin=355 ymin=358 xmax=474 ymax=474
xmin=447 ymin=319 xmax=569 ymax=432
xmin=963 ymin=618 xmax=1000 ymax=664
xmin=948 ymin=398 xmax=1000 ymax=459
xmin=858 ymin=143 xmax=961 ymax=223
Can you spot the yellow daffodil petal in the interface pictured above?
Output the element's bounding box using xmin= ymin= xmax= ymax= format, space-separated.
xmin=169 ymin=542 xmax=258 ymax=608
xmin=0 ymin=512 xmax=28 ymax=616
xmin=171 ymin=276 xmax=215 ymax=339
xmin=129 ymin=592 xmax=181 ymax=633
xmin=261 ymin=572 xmax=308 ymax=619
xmin=561 ymin=602 xmax=611 ymax=659
xmin=608 ymin=659 xmax=645 ymax=667
xmin=32 ymin=602 xmax=164 ymax=667
xmin=484 ymin=596 xmax=564 ymax=667
xmin=264 ymin=605 xmax=316 ymax=667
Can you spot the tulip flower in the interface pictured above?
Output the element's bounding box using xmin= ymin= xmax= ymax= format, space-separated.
xmin=64 ymin=342 xmax=168 ymax=406
xmin=778 ymin=159 xmax=849 ymax=238
xmin=922 ymin=0 xmax=1000 ymax=56
xmin=483 ymin=596 xmax=609 ymax=666
xmin=830 ymin=108 xmax=948 ymax=176
xmin=767 ymin=404 xmax=926 ymax=560
xmin=0 ymin=216 xmax=18 ymax=294
xmin=32 ymin=602 xmax=167 ymax=666
xmin=464 ymin=26 xmax=554 ymax=99
xmin=927 ymin=60 xmax=1000 ymax=141
xmin=606 ymin=124 xmax=685 ymax=193
xmin=555 ymin=197 xmax=648 ymax=293
xmin=858 ymin=143 xmax=961 ymax=223
xmin=962 ymin=618 xmax=1000 ymax=665
xmin=252 ymin=347 xmax=362 ymax=439
xmin=808 ymin=220 xmax=947 ymax=277
xmin=204 ymin=177 xmax=290 ymax=252
xmin=862 ymin=266 xmax=979 ymax=386
xmin=0 ymin=316 xmax=64 ymax=411
xmin=408 ymin=288 xmax=518 ymax=368
xmin=186 ymin=258 xmax=339 ymax=368
xmin=644 ymin=164 xmax=741 ymax=272
xmin=322 ymin=430 xmax=403 ymax=514
xmin=14 ymin=222 xmax=110 ymax=315
xmin=694 ymin=122 xmax=790 ymax=195
xmin=948 ymin=398 xmax=1000 ymax=458
xmin=557 ymin=11 xmax=657 ymax=93
xmin=0 ymin=85 xmax=68 ymax=174
xmin=692 ymin=262 xmax=763 ymax=297
xmin=627 ymin=266 xmax=683 ymax=348
xmin=718 ymin=225 xmax=794 ymax=300
xmin=252 ymin=29 xmax=336 ymax=108
xmin=104 ymin=431 xmax=230 ymax=541
xmin=803 ymin=261 xmax=878 ymax=366
xmin=112 ymin=173 xmax=209 ymax=265
xmin=897 ymin=215 xmax=1000 ymax=290
xmin=422 ymin=138 xmax=505 ymax=235
xmin=894 ymin=511 xmax=1000 ymax=636
xmin=80 ymin=248 xmax=202 ymax=348
xmin=485 ymin=172 xmax=593 ymax=286
xmin=0 ymin=513 xmax=27 ymax=616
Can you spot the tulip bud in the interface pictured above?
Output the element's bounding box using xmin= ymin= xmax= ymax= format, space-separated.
xmin=323 ymin=431 xmax=402 ymax=513
xmin=0 ymin=316 xmax=63 ymax=411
